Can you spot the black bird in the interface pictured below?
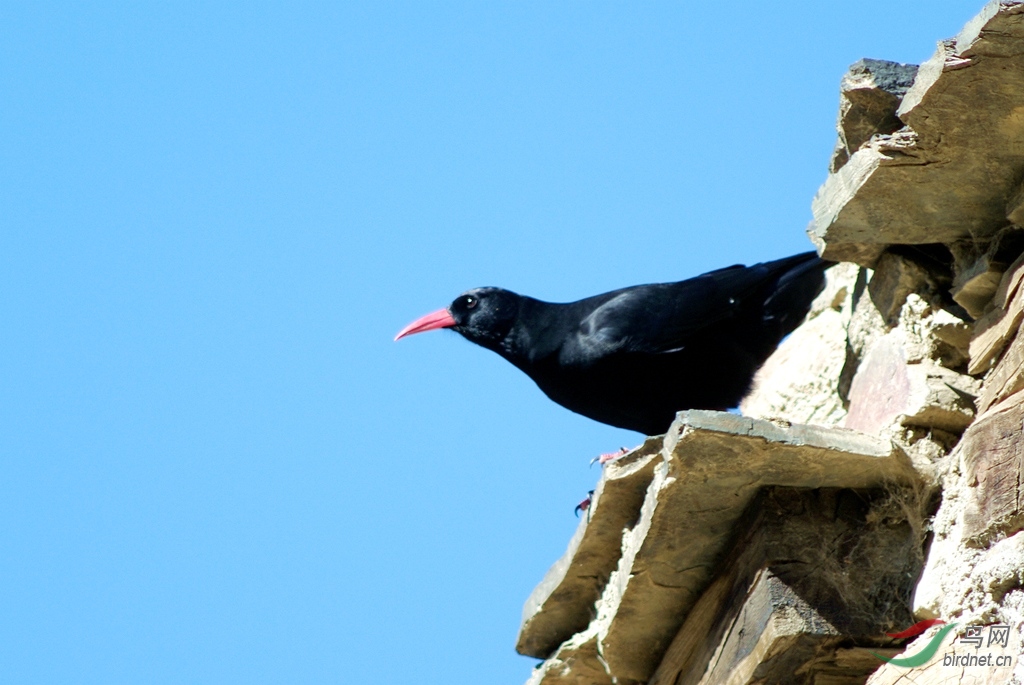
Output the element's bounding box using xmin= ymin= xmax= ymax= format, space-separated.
xmin=396 ymin=252 xmax=829 ymax=436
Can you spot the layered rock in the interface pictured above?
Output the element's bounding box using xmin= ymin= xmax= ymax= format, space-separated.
xmin=517 ymin=2 xmax=1024 ymax=683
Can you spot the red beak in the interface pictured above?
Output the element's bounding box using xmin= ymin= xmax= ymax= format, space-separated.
xmin=394 ymin=308 xmax=457 ymax=341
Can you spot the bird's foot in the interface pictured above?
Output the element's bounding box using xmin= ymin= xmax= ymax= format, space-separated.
xmin=590 ymin=446 xmax=629 ymax=466
xmin=574 ymin=490 xmax=595 ymax=518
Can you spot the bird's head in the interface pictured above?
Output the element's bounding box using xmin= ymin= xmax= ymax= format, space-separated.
xmin=395 ymin=287 xmax=520 ymax=349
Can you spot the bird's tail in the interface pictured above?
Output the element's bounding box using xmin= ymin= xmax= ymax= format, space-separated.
xmin=761 ymin=252 xmax=831 ymax=337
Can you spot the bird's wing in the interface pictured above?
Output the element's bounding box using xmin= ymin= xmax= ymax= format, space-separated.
xmin=567 ymin=271 xmax=744 ymax=361
xmin=562 ymin=253 xmax=824 ymax=365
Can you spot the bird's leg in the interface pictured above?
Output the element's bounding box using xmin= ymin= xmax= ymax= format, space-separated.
xmin=589 ymin=446 xmax=629 ymax=466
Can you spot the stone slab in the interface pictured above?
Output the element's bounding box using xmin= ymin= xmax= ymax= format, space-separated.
xmin=516 ymin=437 xmax=663 ymax=659
xmin=962 ymin=395 xmax=1024 ymax=545
xmin=845 ymin=331 xmax=979 ymax=435
xmin=950 ymin=226 xmax=1024 ymax=318
xmin=973 ymin=246 xmax=1024 ymax=412
xmin=978 ymin=328 xmax=1024 ymax=413
xmin=969 ymin=250 xmax=1024 ymax=374
xmin=592 ymin=411 xmax=918 ymax=682
xmin=649 ymin=488 xmax=917 ymax=685
xmin=830 ymin=59 xmax=919 ymax=174
xmin=524 ymin=633 xmax=618 ymax=685
xmin=809 ymin=1 xmax=1024 ymax=265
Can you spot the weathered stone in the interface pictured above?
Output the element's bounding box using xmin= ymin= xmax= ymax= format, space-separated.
xmin=587 ymin=412 xmax=917 ymax=682
xmin=525 ymin=414 xmax=917 ymax=684
xmin=897 ymin=294 xmax=972 ymax=370
xmin=839 ymin=267 xmax=888 ymax=404
xmin=969 ymin=243 xmax=1024 ymax=413
xmin=916 ymin=440 xmax=1023 ymax=619
xmin=889 ymin=426 xmax=960 ymax=487
xmin=524 ymin=633 xmax=619 ymax=685
xmin=905 ymin=426 xmax=1024 ymax=685
xmin=517 ymin=437 xmax=662 ymax=658
xmin=969 ymin=250 xmax=1024 ymax=374
xmin=893 ymin=466 xmax=1024 ymax=685
xmin=520 ymin=7 xmax=1024 ymax=680
xmin=868 ymin=252 xmax=935 ymax=325
xmin=741 ymin=310 xmax=849 ymax=426
xmin=830 ymin=59 xmax=919 ymax=174
xmin=845 ymin=331 xmax=979 ymax=435
xmin=809 ymin=1 xmax=1024 ymax=265
xmin=687 ymin=573 xmax=882 ymax=685
xmin=898 ymin=364 xmax=979 ymax=432
xmin=1007 ymin=178 xmax=1024 ymax=226
xmin=845 ymin=267 xmax=886 ymax=360
xmin=950 ymin=226 xmax=1024 ymax=318
xmin=962 ymin=396 xmax=1024 ymax=545
xmin=953 ymin=267 xmax=1004 ymax=320
xmin=807 ymin=227 xmax=886 ymax=267
xmin=978 ymin=329 xmax=1024 ymax=413
xmin=649 ymin=488 xmax=918 ymax=685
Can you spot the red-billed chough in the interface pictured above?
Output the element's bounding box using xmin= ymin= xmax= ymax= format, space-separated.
xmin=396 ymin=252 xmax=829 ymax=436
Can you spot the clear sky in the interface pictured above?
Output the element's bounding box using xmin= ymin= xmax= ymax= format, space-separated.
xmin=1 ymin=2 xmax=981 ymax=683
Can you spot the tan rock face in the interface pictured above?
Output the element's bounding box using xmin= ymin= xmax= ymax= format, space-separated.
xmin=520 ymin=412 xmax=918 ymax=685
xmin=810 ymin=1 xmax=1024 ymax=264
xmin=894 ymin=402 xmax=1024 ymax=685
xmin=516 ymin=437 xmax=662 ymax=659
xmin=846 ymin=330 xmax=978 ymax=435
xmin=961 ymin=400 xmax=1024 ymax=546
xmin=950 ymin=226 xmax=1024 ymax=318
xmin=520 ymin=3 xmax=1024 ymax=683
xmin=970 ymin=251 xmax=1024 ymax=375
xmin=830 ymin=59 xmax=919 ymax=175
xmin=646 ymin=486 xmax=925 ymax=685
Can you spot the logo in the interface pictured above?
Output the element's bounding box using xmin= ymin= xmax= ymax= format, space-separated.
xmin=872 ymin=620 xmax=1014 ymax=670
xmin=871 ymin=620 xmax=957 ymax=668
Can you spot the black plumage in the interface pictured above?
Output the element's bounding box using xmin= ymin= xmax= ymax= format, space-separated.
xmin=396 ymin=252 xmax=829 ymax=435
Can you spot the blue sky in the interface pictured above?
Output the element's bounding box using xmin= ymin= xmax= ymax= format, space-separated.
xmin=1 ymin=2 xmax=980 ymax=683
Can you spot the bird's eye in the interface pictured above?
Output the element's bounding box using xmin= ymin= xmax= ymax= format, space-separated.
xmin=464 ymin=295 xmax=478 ymax=309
